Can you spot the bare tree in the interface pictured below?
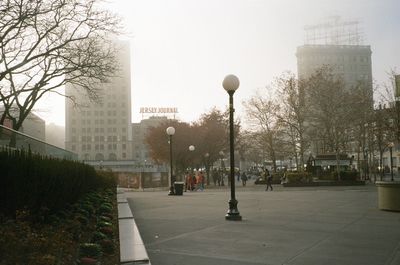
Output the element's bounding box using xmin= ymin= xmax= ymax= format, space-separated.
xmin=243 ymin=89 xmax=282 ymax=172
xmin=0 ymin=0 xmax=122 ymax=134
xmin=306 ymin=66 xmax=355 ymax=179
xmin=275 ymin=72 xmax=309 ymax=171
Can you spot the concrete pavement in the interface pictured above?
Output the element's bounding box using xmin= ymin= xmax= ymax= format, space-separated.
xmin=125 ymin=184 xmax=400 ymax=265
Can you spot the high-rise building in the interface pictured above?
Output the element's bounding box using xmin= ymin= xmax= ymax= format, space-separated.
xmin=297 ymin=17 xmax=372 ymax=91
xmin=132 ymin=116 xmax=169 ymax=163
xmin=65 ymin=41 xmax=132 ymax=161
xmin=296 ymin=44 xmax=373 ymax=90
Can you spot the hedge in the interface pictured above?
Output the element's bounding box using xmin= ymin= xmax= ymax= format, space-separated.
xmin=286 ymin=172 xmax=312 ymax=184
xmin=0 ymin=148 xmax=116 ymax=218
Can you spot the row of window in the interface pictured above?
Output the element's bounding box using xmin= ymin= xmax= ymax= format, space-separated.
xmin=71 ymin=143 xmax=127 ymax=151
xmin=72 ymin=119 xmax=127 ymax=125
xmin=82 ymin=152 xmax=127 ymax=160
xmin=71 ymin=126 xmax=128 ymax=134
xmin=72 ymin=135 xmax=128 ymax=142
xmin=299 ymin=55 xmax=370 ymax=63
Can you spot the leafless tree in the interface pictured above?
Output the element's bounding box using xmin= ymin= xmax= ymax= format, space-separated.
xmin=305 ymin=66 xmax=356 ymax=179
xmin=275 ymin=72 xmax=309 ymax=171
xmin=243 ymin=88 xmax=283 ymax=172
xmin=0 ymin=0 xmax=122 ymax=134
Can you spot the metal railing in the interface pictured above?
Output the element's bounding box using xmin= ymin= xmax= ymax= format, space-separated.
xmin=0 ymin=125 xmax=77 ymax=160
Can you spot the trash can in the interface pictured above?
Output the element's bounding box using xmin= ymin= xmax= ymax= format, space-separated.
xmin=174 ymin=181 xmax=184 ymax=195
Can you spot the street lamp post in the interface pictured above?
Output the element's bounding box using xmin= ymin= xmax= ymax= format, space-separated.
xmin=219 ymin=150 xmax=225 ymax=186
xmin=166 ymin=126 xmax=176 ymax=195
xmin=189 ymin=145 xmax=195 ymax=172
xmin=204 ymin=152 xmax=210 ymax=185
xmin=388 ymin=142 xmax=394 ymax=181
xmin=222 ymin=74 xmax=242 ymax=221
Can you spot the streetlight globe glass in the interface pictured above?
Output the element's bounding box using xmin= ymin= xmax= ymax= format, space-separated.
xmin=388 ymin=142 xmax=395 ymax=148
xmin=166 ymin=126 xmax=175 ymax=136
xmin=189 ymin=145 xmax=195 ymax=151
xmin=222 ymin=74 xmax=240 ymax=92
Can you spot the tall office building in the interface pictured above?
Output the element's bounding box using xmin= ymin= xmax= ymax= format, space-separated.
xmin=65 ymin=41 xmax=132 ymax=161
xmin=296 ymin=44 xmax=372 ymax=90
xmin=132 ymin=116 xmax=169 ymax=163
xmin=297 ymin=17 xmax=372 ymax=91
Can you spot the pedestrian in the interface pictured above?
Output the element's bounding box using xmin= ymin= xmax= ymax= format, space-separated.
xmin=196 ymin=171 xmax=205 ymax=191
xmin=185 ymin=171 xmax=194 ymax=191
xmin=264 ymin=168 xmax=273 ymax=191
xmin=241 ymin=171 xmax=248 ymax=186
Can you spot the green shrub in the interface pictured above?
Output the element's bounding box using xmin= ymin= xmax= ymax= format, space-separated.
xmin=99 ymin=239 xmax=115 ymax=254
xmin=332 ymin=171 xmax=359 ymax=181
xmin=91 ymin=231 xmax=107 ymax=242
xmin=0 ymin=147 xmax=117 ymax=218
xmin=79 ymin=243 xmax=102 ymax=259
xmin=97 ymin=221 xmax=112 ymax=228
xmin=286 ymin=172 xmax=312 ymax=183
xmin=99 ymin=227 xmax=113 ymax=237
xmin=98 ymin=205 xmax=112 ymax=215
xmin=75 ymin=215 xmax=89 ymax=226
xmin=99 ymin=216 xmax=112 ymax=222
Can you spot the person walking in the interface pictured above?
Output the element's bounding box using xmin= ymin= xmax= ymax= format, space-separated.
xmin=241 ymin=171 xmax=248 ymax=186
xmin=196 ymin=171 xmax=205 ymax=191
xmin=264 ymin=168 xmax=273 ymax=191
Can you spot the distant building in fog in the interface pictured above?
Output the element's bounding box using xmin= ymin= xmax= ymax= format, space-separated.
xmin=65 ymin=41 xmax=132 ymax=161
xmin=132 ymin=116 xmax=169 ymax=164
xmin=296 ymin=44 xmax=373 ymax=90
xmin=297 ymin=16 xmax=372 ymax=91
xmin=0 ymin=108 xmax=45 ymax=141
xmin=46 ymin=123 xmax=65 ymax=148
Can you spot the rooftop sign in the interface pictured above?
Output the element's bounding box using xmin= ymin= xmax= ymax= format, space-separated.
xmin=139 ymin=107 xmax=178 ymax=114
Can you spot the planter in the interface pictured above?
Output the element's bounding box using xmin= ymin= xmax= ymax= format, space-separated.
xmin=376 ymin=181 xmax=400 ymax=212
xmin=283 ymin=180 xmax=365 ymax=187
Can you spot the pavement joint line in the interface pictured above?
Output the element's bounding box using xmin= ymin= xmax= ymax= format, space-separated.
xmin=283 ymin=205 xmax=370 ymax=264
xmin=145 ymin=222 xmax=228 ymax=247
xmin=146 ymin=248 xmax=275 ymax=265
xmin=385 ymin=240 xmax=400 ymax=265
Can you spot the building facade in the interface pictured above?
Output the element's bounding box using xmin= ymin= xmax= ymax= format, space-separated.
xmin=132 ymin=116 xmax=169 ymax=164
xmin=296 ymin=44 xmax=373 ymax=90
xmin=65 ymin=41 xmax=132 ymax=161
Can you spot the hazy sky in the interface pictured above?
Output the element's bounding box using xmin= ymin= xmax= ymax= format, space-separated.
xmin=37 ymin=0 xmax=400 ymax=125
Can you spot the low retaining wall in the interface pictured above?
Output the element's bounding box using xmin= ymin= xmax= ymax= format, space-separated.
xmin=283 ymin=180 xmax=365 ymax=187
xmin=376 ymin=181 xmax=400 ymax=212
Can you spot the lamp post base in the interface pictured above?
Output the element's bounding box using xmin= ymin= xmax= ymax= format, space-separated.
xmin=225 ymin=199 xmax=242 ymax=221
xmin=168 ymin=186 xmax=175 ymax=196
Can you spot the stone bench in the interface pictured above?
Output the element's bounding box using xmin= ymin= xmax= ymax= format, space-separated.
xmin=117 ymin=189 xmax=150 ymax=264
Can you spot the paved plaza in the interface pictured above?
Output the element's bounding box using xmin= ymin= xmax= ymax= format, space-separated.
xmin=125 ymin=184 xmax=400 ymax=265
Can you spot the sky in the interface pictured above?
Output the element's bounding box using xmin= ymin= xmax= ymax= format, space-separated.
xmin=37 ymin=0 xmax=400 ymax=126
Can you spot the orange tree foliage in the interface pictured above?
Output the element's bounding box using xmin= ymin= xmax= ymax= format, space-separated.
xmin=145 ymin=109 xmax=231 ymax=179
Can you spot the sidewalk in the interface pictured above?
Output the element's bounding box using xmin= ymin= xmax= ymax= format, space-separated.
xmin=125 ymin=184 xmax=400 ymax=265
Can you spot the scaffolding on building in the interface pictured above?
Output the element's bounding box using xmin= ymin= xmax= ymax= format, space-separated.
xmin=304 ymin=16 xmax=364 ymax=46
